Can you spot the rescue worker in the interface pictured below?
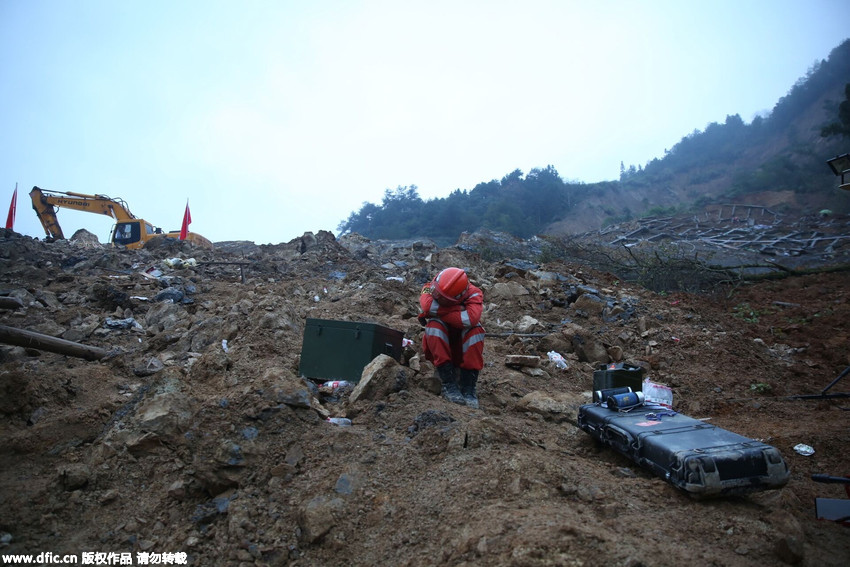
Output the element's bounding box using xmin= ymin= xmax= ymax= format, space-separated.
xmin=418 ymin=267 xmax=485 ymax=408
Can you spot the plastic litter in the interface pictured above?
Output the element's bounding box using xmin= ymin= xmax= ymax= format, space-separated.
xmin=402 ymin=338 xmax=414 ymax=348
xmin=221 ymin=339 xmax=229 ymax=353
xmin=642 ymin=378 xmax=674 ymax=408
xmin=153 ymin=288 xmax=185 ymax=303
xmin=104 ymin=317 xmax=144 ymax=332
xmin=547 ymin=351 xmax=568 ymax=369
xmin=319 ymin=380 xmax=354 ymax=394
xmin=162 ymin=257 xmax=197 ymax=269
xmin=327 ymin=417 xmax=352 ymax=426
xmin=386 ymin=276 xmax=404 ymax=282
xmin=794 ymin=443 xmax=815 ymax=456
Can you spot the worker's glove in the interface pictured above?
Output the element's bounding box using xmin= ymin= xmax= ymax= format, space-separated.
xmin=417 ymin=314 xmax=428 ymax=327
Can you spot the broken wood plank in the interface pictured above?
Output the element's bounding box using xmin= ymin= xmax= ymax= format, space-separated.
xmin=505 ymin=354 xmax=541 ymax=368
xmin=0 ymin=324 xmax=108 ymax=361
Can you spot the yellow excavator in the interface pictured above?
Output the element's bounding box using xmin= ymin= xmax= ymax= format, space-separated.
xmin=29 ymin=186 xmax=213 ymax=249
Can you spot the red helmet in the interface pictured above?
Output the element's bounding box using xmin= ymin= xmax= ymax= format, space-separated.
xmin=435 ymin=267 xmax=469 ymax=301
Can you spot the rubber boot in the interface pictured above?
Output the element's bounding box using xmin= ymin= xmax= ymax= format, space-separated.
xmin=460 ymin=369 xmax=479 ymax=409
xmin=438 ymin=363 xmax=465 ymax=405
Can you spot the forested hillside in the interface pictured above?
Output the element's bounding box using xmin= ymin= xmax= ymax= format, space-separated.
xmin=338 ymin=39 xmax=850 ymax=243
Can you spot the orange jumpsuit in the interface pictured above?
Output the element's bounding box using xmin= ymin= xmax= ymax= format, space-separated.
xmin=419 ymin=280 xmax=485 ymax=370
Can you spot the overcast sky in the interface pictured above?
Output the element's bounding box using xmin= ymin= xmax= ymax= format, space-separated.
xmin=2 ymin=1 xmax=848 ymax=245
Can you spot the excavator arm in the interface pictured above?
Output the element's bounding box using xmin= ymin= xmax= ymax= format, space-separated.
xmin=29 ymin=186 xmax=139 ymax=241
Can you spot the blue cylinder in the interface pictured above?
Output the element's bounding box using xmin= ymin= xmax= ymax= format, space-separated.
xmin=607 ymin=391 xmax=645 ymax=410
xmin=594 ymin=386 xmax=633 ymax=404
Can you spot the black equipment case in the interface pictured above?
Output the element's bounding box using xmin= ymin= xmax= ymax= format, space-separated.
xmin=578 ymin=402 xmax=790 ymax=497
xmin=593 ymin=362 xmax=646 ymax=393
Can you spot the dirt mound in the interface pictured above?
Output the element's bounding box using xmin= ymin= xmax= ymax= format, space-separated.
xmin=1 ymin=228 xmax=849 ymax=566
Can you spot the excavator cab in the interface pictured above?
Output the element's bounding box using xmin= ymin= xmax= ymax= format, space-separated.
xmin=112 ymin=222 xmax=140 ymax=246
xmin=112 ymin=220 xmax=161 ymax=249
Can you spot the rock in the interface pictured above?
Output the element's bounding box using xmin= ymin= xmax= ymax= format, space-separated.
xmin=192 ymin=494 xmax=235 ymax=526
xmin=136 ymin=390 xmax=194 ymax=441
xmin=153 ymin=287 xmax=185 ymax=303
xmin=334 ymin=471 xmax=363 ymax=495
xmin=349 ymin=354 xmax=409 ymax=403
xmin=269 ymin=373 xmax=315 ymax=409
xmin=573 ymin=293 xmax=605 ymax=316
xmin=27 ymin=406 xmax=47 ymax=425
xmin=69 ymin=228 xmax=102 ymax=247
xmin=167 ymin=480 xmax=187 ymax=501
xmin=521 ymin=367 xmax=550 ymax=378
xmin=99 ymin=489 xmax=120 ymax=504
xmin=133 ymin=357 xmax=165 ymax=377
xmin=34 ymin=290 xmax=63 ymax=311
xmin=144 ymin=302 xmax=187 ymax=332
xmin=423 ymin=374 xmax=442 ymax=395
xmin=562 ymin=324 xmax=609 ymax=364
xmin=516 ymin=391 xmax=580 ymax=420
xmin=190 ymin=347 xmax=233 ymax=384
xmin=122 ymin=431 xmax=162 ymax=455
xmin=607 ymin=345 xmax=624 ymax=362
xmin=489 ymin=281 xmax=530 ymax=299
xmin=297 ymin=495 xmax=344 ymax=544
xmin=104 ymin=317 xmax=144 ymax=331
xmin=539 ymin=332 xmax=573 ymax=355
xmin=604 ymin=304 xmax=627 ymax=320
xmin=61 ymin=314 xmax=100 ymax=342
xmin=257 ymin=309 xmax=299 ymax=332
xmin=505 ymin=355 xmax=540 ymax=368
xmin=515 ymin=315 xmax=540 ymax=333
xmin=58 ymin=463 xmax=91 ymax=491
xmin=188 ymin=316 xmax=235 ymax=352
xmin=31 ymin=320 xmax=67 ymax=337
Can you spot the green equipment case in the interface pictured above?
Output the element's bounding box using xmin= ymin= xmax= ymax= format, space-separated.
xmin=299 ymin=318 xmax=404 ymax=382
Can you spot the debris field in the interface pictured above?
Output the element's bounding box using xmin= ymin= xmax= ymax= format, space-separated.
xmin=1 ymin=225 xmax=849 ymax=566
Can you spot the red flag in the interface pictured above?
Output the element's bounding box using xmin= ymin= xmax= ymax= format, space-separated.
xmin=5 ymin=186 xmax=17 ymax=230
xmin=179 ymin=201 xmax=192 ymax=240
